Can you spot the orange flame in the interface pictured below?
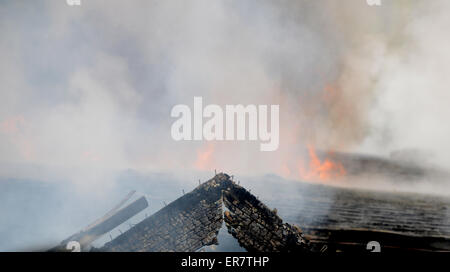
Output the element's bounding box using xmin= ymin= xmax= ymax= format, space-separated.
xmin=195 ymin=142 xmax=215 ymax=170
xmin=0 ymin=115 xmax=25 ymax=135
xmin=298 ymin=145 xmax=346 ymax=182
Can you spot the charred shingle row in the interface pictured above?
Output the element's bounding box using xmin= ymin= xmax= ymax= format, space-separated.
xmin=222 ymin=184 xmax=309 ymax=252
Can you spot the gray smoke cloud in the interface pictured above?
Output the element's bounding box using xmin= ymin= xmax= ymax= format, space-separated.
xmin=1 ymin=1 xmax=450 ymax=199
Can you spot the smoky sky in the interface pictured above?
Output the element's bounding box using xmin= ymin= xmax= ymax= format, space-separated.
xmin=1 ymin=0 xmax=450 ymax=190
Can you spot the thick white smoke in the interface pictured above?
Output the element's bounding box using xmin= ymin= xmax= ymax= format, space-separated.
xmin=0 ymin=0 xmax=449 ymax=192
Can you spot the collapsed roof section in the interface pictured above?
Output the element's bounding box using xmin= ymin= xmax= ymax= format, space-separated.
xmin=100 ymin=173 xmax=308 ymax=252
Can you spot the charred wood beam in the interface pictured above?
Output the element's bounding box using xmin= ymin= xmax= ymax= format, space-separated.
xmin=50 ymin=196 xmax=148 ymax=251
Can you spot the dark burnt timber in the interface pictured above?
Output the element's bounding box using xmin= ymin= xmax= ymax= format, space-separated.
xmin=100 ymin=173 xmax=308 ymax=252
